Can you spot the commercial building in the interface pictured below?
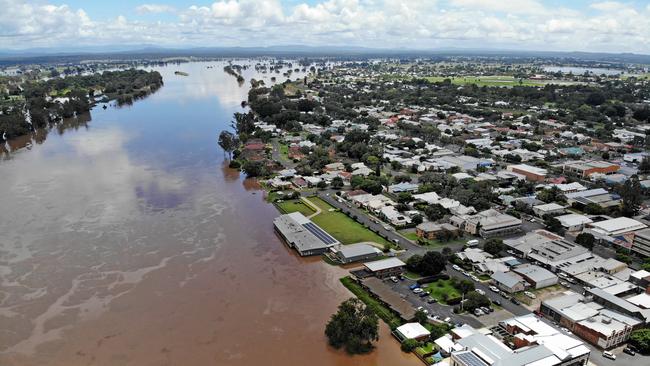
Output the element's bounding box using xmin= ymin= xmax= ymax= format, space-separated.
xmin=447 ymin=318 xmax=590 ymax=366
xmin=562 ymin=160 xmax=619 ymax=178
xmin=507 ymin=164 xmax=548 ymax=182
xmin=463 ymin=209 xmax=522 ymax=238
xmin=274 ymin=212 xmax=340 ymax=256
xmin=564 ymin=189 xmax=621 ymax=209
xmin=587 ymin=217 xmax=647 ymax=237
xmin=585 ymin=217 xmax=647 ymax=250
xmin=330 ymin=243 xmax=382 ymax=263
xmin=363 ymin=257 xmax=406 ymax=279
xmin=505 ymin=231 xmax=593 ymax=272
xmin=512 ymin=264 xmax=558 ymax=289
xmin=540 ymin=292 xmax=643 ymax=349
xmin=632 ymin=228 xmax=650 ymax=257
xmin=555 ymin=214 xmax=593 ymax=232
xmin=491 ymin=271 xmax=527 ymax=293
xmin=586 ymin=287 xmax=650 ymax=323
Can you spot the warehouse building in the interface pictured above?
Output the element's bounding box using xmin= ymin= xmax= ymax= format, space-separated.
xmin=507 ymin=164 xmax=548 ymax=182
xmin=513 ymin=264 xmax=558 ymax=289
xmin=273 ymin=212 xmax=340 ymax=256
xmin=330 ymin=243 xmax=382 ymax=264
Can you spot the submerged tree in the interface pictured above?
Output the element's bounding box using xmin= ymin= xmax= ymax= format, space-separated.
xmin=325 ymin=298 xmax=379 ymax=355
xmin=218 ymin=130 xmax=239 ymax=159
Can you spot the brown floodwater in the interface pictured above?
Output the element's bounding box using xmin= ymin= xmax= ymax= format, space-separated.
xmin=0 ymin=61 xmax=420 ymax=366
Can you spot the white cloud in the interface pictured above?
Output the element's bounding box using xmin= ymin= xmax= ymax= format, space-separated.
xmin=1 ymin=0 xmax=650 ymax=53
xmin=136 ymin=4 xmax=176 ymax=14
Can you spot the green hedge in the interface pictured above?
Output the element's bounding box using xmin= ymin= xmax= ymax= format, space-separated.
xmin=340 ymin=276 xmax=402 ymax=329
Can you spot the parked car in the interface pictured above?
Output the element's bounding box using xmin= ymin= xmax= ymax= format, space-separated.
xmin=480 ymin=306 xmax=492 ymax=314
xmin=524 ymin=291 xmax=536 ymax=299
xmin=560 ymin=281 xmax=570 ymax=287
xmin=390 ymin=276 xmax=399 ymax=283
xmin=427 ymin=297 xmax=437 ymax=304
xmin=511 ymin=298 xmax=521 ymax=305
xmin=461 ymin=271 xmax=470 ymax=277
xmin=602 ymin=351 xmax=616 ymax=360
xmin=623 ymin=347 xmax=635 ymax=356
xmin=444 ymin=317 xmax=451 ymax=323
xmin=413 ymin=288 xmax=424 ymax=294
xmin=453 ymin=265 xmax=461 ymax=271
xmin=409 ymin=284 xmax=420 ymax=290
xmin=489 ymin=286 xmax=500 ymax=293
xmin=474 ymin=308 xmax=484 ymax=316
xmin=419 ymin=291 xmax=429 ymax=298
xmin=566 ymin=277 xmax=576 ymax=284
xmin=476 ymin=289 xmax=486 ymax=296
xmin=470 ymin=275 xmax=480 ymax=282
xmin=492 ymin=299 xmax=501 ymax=306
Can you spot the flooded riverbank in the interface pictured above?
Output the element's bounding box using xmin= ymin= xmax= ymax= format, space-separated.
xmin=0 ymin=62 xmax=420 ymax=365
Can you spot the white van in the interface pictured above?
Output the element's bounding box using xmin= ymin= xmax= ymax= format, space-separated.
xmin=602 ymin=351 xmax=616 ymax=360
xmin=466 ymin=239 xmax=479 ymax=247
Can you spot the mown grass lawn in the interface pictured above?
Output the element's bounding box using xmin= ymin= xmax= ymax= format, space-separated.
xmin=308 ymin=197 xmax=391 ymax=246
xmin=275 ymin=199 xmax=315 ymax=217
xmin=415 ymin=342 xmax=436 ymax=357
xmin=425 ymin=279 xmax=461 ymax=304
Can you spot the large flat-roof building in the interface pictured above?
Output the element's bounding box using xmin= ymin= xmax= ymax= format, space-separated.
xmin=507 ymin=164 xmax=548 ymax=182
xmin=464 ymin=209 xmax=522 ymax=238
xmin=562 ymin=160 xmax=619 ymax=178
xmin=274 ymin=212 xmax=340 ymax=256
xmin=330 ymin=243 xmax=382 ymax=263
xmin=513 ymin=264 xmax=558 ymax=289
xmin=539 ymin=292 xmax=643 ymax=349
xmin=448 ymin=317 xmax=590 ymax=366
xmin=363 ymin=257 xmax=406 ymax=279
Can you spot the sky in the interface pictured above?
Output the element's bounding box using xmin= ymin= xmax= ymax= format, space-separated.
xmin=1 ymin=0 xmax=650 ymax=53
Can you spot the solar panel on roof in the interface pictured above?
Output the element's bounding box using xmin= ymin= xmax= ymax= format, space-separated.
xmin=302 ymin=222 xmax=337 ymax=244
xmin=455 ymin=352 xmax=488 ymax=366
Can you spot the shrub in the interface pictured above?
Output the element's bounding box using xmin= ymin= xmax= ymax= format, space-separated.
xmin=401 ymin=339 xmax=419 ymax=352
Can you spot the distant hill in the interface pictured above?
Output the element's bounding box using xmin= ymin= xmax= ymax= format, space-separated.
xmin=1 ymin=45 xmax=649 ymax=65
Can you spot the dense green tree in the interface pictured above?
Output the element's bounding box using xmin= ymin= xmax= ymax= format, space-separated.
xmin=424 ymin=204 xmax=447 ymax=221
xmin=575 ymin=233 xmax=595 ymax=250
xmin=619 ymin=176 xmax=643 ymax=217
xmin=325 ymin=298 xmax=379 ymax=355
xmin=483 ymin=239 xmax=504 ymax=256
xmin=630 ymin=328 xmax=650 ymax=354
xmin=410 ymin=251 xmax=447 ymax=276
xmin=543 ymin=215 xmax=563 ymax=234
